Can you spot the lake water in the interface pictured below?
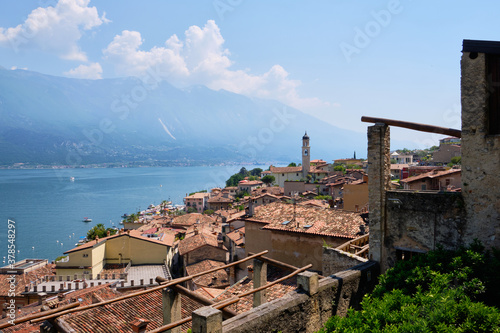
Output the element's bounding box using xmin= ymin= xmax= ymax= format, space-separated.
xmin=0 ymin=165 xmax=265 ymax=263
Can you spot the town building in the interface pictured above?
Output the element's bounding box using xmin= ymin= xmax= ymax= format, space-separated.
xmin=399 ymin=168 xmax=461 ymax=191
xmin=184 ymin=192 xmax=210 ymax=213
xmin=244 ymin=202 xmax=367 ymax=272
xmin=56 ymin=229 xmax=175 ymax=279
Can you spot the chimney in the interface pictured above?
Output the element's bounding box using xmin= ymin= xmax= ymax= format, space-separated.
xmin=248 ymin=199 xmax=254 ymax=217
xmin=194 ymin=226 xmax=199 ymax=235
xmin=130 ymin=318 xmax=149 ymax=333
xmin=95 ymin=236 xmax=99 ymax=242
xmin=107 ymin=230 xmax=111 ymax=237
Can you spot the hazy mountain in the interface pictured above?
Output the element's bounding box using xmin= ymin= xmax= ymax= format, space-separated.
xmin=0 ymin=68 xmax=367 ymax=166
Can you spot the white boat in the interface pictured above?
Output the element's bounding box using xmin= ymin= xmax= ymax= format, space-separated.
xmin=83 ymin=217 xmax=92 ymax=222
xmin=70 ymin=177 xmax=75 ymax=182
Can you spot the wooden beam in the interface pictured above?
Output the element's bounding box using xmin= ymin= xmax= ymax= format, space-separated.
xmin=361 ymin=116 xmax=461 ymax=138
xmin=30 ymin=250 xmax=268 ymax=324
xmin=0 ymin=302 xmax=80 ymax=329
xmin=155 ymin=277 xmax=237 ymax=319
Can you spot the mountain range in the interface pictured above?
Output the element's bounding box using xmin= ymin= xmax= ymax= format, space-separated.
xmin=0 ymin=67 xmax=367 ymax=167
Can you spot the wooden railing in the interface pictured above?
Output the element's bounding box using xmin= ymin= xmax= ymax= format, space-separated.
xmin=5 ymin=250 xmax=314 ymax=332
xmin=336 ymin=234 xmax=370 ymax=258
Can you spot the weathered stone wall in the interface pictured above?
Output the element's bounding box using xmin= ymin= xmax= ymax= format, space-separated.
xmin=223 ymin=261 xmax=379 ymax=333
xmin=367 ymin=124 xmax=391 ymax=270
xmin=461 ymin=51 xmax=500 ymax=250
xmin=322 ymin=247 xmax=368 ymax=276
xmin=384 ymin=190 xmax=466 ymax=268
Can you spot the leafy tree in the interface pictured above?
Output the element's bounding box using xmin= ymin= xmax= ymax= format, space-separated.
xmin=288 ymin=162 xmax=297 ymax=167
xmin=238 ymin=167 xmax=248 ymax=175
xmin=261 ymin=175 xmax=275 ymax=186
xmin=390 ymin=158 xmax=397 ymax=164
xmin=187 ymin=207 xmax=197 ymax=214
xmin=318 ymin=241 xmax=500 ymax=333
xmin=87 ymin=223 xmax=117 ymax=240
xmin=249 ymin=168 xmax=262 ymax=176
xmin=226 ymin=173 xmax=245 ymax=187
xmin=203 ymin=209 xmax=214 ymax=215
xmin=314 ymin=195 xmax=332 ymax=200
xmin=333 ymin=165 xmax=346 ymax=173
xmin=451 ymin=156 xmax=462 ymax=165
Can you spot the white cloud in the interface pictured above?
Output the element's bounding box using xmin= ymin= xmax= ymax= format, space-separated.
xmin=64 ymin=62 xmax=102 ymax=79
xmin=103 ymin=20 xmax=328 ymax=109
xmin=0 ymin=0 xmax=108 ymax=61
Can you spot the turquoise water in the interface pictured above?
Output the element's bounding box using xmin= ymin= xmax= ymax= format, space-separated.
xmin=0 ymin=165 xmax=264 ymax=262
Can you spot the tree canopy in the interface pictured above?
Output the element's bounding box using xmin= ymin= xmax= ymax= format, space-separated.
xmin=226 ymin=167 xmax=263 ymax=187
xmin=87 ymin=223 xmax=117 ymax=240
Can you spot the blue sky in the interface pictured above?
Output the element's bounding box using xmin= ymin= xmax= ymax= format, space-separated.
xmin=0 ymin=0 xmax=498 ymax=148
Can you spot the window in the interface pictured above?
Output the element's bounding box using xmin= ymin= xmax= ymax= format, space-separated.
xmin=487 ymin=53 xmax=500 ymax=134
xmin=445 ymin=179 xmax=451 ymax=186
xmin=282 ymin=173 xmax=285 ymax=176
xmin=421 ymin=184 xmax=427 ymax=190
xmin=83 ymin=254 xmax=88 ymax=258
xmin=396 ymin=248 xmax=424 ymax=262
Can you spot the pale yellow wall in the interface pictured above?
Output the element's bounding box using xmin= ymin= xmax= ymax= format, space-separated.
xmin=105 ymin=235 xmax=132 ymax=264
xmin=343 ymin=183 xmax=368 ymax=212
xmin=91 ymin=242 xmax=106 ymax=278
xmin=272 ymin=172 xmax=303 ymax=187
xmin=128 ymin=237 xmax=168 ymax=264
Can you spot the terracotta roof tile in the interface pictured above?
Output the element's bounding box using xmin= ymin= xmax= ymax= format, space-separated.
xmin=269 ymin=166 xmax=303 ymax=173
xmin=186 ymin=260 xmax=229 ymax=289
xmin=246 ymin=202 xmax=366 ymax=239
xmin=400 ymin=168 xmax=461 ymax=184
xmin=178 ymin=232 xmax=227 ymax=255
xmin=171 ymin=213 xmax=215 ymax=227
xmin=212 ymin=266 xmax=297 ymax=314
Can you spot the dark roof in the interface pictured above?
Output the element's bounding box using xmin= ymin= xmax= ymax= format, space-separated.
xmin=302 ymin=131 xmax=309 ymax=140
xmin=463 ymin=39 xmax=500 ymax=55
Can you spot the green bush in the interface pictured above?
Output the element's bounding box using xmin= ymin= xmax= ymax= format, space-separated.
xmin=318 ymin=241 xmax=500 ymax=333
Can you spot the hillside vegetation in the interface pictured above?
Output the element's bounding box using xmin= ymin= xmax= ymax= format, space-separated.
xmin=318 ymin=241 xmax=500 ymax=332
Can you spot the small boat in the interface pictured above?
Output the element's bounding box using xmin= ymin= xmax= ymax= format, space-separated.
xmin=70 ymin=177 xmax=75 ymax=182
xmin=121 ymin=213 xmax=129 ymax=218
xmin=83 ymin=217 xmax=92 ymax=222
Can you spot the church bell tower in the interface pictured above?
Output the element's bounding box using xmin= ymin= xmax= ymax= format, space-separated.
xmin=302 ymin=131 xmax=310 ymax=178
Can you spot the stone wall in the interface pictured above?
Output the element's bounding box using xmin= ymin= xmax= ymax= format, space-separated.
xmin=223 ymin=261 xmax=379 ymax=333
xmin=367 ymin=124 xmax=391 ymax=269
xmin=461 ymin=49 xmax=500 ymax=250
xmin=384 ymin=190 xmax=466 ymax=268
xmin=322 ymin=247 xmax=368 ymax=276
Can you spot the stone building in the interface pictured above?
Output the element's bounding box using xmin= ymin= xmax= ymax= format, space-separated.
xmin=366 ymin=39 xmax=500 ymax=272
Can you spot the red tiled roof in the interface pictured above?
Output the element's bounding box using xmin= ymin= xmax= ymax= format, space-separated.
xmin=195 ymin=287 xmax=224 ymax=299
xmin=171 ymin=213 xmax=215 ymax=227
xmin=238 ymin=180 xmax=263 ymax=186
xmin=57 ymin=290 xmax=203 ymax=332
xmin=186 ymin=260 xmax=229 ymax=289
xmin=246 ymin=202 xmax=366 ymax=239
xmin=400 ymin=168 xmax=461 ymax=184
xmin=226 ymin=227 xmax=245 ymax=246
xmin=269 ymin=166 xmax=303 ymax=173
xmin=207 ymin=195 xmax=234 ymax=203
xmin=0 ymin=263 xmax=55 ymax=297
xmin=212 ymin=266 xmax=297 ymax=314
xmin=178 ymin=232 xmax=227 ymax=255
